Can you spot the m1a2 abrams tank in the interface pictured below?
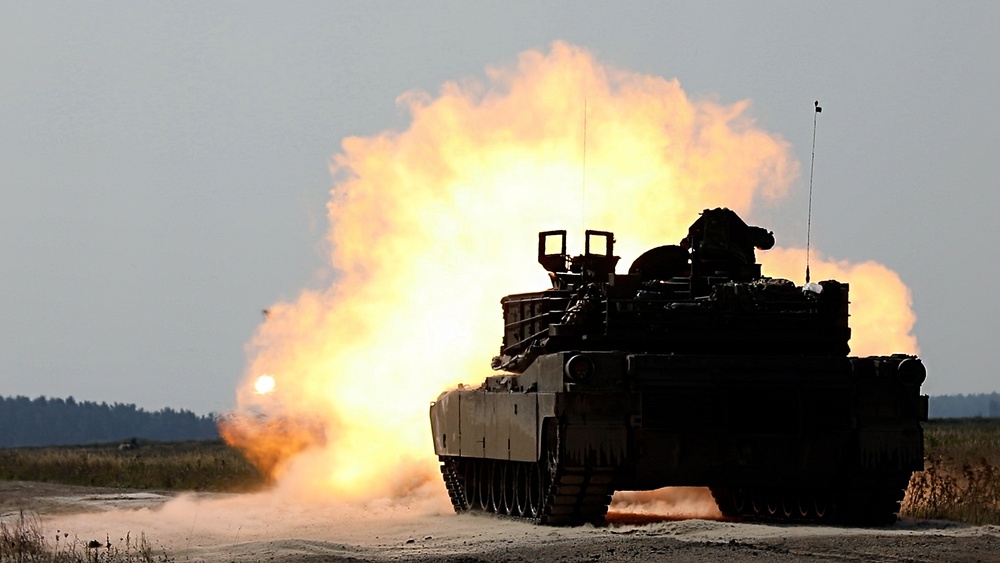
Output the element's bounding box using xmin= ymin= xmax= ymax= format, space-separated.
xmin=429 ymin=208 xmax=927 ymax=526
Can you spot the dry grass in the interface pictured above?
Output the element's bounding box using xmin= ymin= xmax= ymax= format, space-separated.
xmin=1 ymin=510 xmax=168 ymax=563
xmin=0 ymin=511 xmax=44 ymax=561
xmin=0 ymin=439 xmax=265 ymax=493
xmin=901 ymin=418 xmax=1000 ymax=525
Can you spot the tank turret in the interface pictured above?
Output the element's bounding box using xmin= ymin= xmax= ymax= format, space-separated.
xmin=431 ymin=208 xmax=927 ymax=526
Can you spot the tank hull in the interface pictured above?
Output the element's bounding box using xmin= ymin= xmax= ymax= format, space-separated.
xmin=430 ymin=351 xmax=926 ymax=525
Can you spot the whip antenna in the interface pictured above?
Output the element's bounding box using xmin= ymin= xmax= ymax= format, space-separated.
xmin=582 ymin=99 xmax=587 ymax=234
xmin=805 ymin=100 xmax=822 ymax=284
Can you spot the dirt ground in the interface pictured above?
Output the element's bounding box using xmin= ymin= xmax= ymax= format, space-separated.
xmin=2 ymin=481 xmax=999 ymax=562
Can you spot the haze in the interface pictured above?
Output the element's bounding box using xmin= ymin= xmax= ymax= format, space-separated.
xmin=1 ymin=2 xmax=997 ymax=415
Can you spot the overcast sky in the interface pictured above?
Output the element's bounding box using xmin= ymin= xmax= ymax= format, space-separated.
xmin=2 ymin=2 xmax=997 ymax=414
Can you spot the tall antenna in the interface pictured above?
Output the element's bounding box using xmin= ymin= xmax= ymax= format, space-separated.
xmin=582 ymin=99 xmax=588 ymax=235
xmin=805 ymin=100 xmax=822 ymax=284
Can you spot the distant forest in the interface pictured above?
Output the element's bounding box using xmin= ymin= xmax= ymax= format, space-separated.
xmin=929 ymin=393 xmax=1000 ymax=419
xmin=0 ymin=392 xmax=996 ymax=448
xmin=0 ymin=395 xmax=219 ymax=447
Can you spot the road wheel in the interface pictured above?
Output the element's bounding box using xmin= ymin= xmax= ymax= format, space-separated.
xmin=477 ymin=460 xmax=490 ymax=510
xmin=462 ymin=460 xmax=478 ymax=510
xmin=513 ymin=463 xmax=528 ymax=517
xmin=527 ymin=462 xmax=544 ymax=518
xmin=501 ymin=462 xmax=517 ymax=516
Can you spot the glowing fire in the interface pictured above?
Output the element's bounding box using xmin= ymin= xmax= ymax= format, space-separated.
xmin=253 ymin=374 xmax=276 ymax=395
xmin=760 ymin=249 xmax=919 ymax=356
xmin=222 ymin=41 xmax=919 ymax=502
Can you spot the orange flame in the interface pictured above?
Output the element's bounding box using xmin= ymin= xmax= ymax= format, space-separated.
xmin=223 ymin=42 xmax=918 ymax=502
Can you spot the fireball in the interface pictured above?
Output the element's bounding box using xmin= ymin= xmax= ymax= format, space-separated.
xmin=253 ymin=374 xmax=276 ymax=395
xmin=223 ymin=41 xmax=918 ymax=502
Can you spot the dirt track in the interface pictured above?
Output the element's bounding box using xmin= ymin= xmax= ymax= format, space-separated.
xmin=2 ymin=481 xmax=998 ymax=562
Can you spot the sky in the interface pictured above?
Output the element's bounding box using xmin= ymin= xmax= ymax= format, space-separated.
xmin=1 ymin=1 xmax=997 ymax=415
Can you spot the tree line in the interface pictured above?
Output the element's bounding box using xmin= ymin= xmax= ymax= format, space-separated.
xmin=929 ymin=392 xmax=1000 ymax=419
xmin=2 ymin=391 xmax=993 ymax=448
xmin=0 ymin=395 xmax=219 ymax=447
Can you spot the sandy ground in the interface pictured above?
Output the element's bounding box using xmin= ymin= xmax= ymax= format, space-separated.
xmin=2 ymin=481 xmax=999 ymax=562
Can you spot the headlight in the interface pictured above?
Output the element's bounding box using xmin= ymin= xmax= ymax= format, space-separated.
xmin=565 ymin=354 xmax=595 ymax=382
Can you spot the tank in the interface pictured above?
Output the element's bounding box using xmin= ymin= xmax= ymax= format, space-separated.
xmin=429 ymin=208 xmax=927 ymax=526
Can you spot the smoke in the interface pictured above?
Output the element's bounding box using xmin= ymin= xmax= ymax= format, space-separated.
xmin=221 ymin=41 xmax=919 ymax=510
xmin=761 ymin=248 xmax=919 ymax=356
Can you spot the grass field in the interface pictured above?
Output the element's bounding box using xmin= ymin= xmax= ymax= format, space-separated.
xmin=901 ymin=417 xmax=1000 ymax=525
xmin=0 ymin=439 xmax=265 ymax=493
xmin=0 ymin=420 xmax=998 ymax=526
xmin=0 ymin=440 xmax=260 ymax=561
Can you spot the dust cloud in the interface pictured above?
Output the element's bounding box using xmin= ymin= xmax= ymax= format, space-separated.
xmin=41 ymin=488 xmax=455 ymax=559
xmin=610 ymin=488 xmax=724 ymax=523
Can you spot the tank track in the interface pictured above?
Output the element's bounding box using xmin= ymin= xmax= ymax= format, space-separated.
xmin=439 ymin=457 xmax=616 ymax=526
xmin=443 ymin=460 xmax=907 ymax=526
xmin=709 ymin=475 xmax=909 ymax=526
